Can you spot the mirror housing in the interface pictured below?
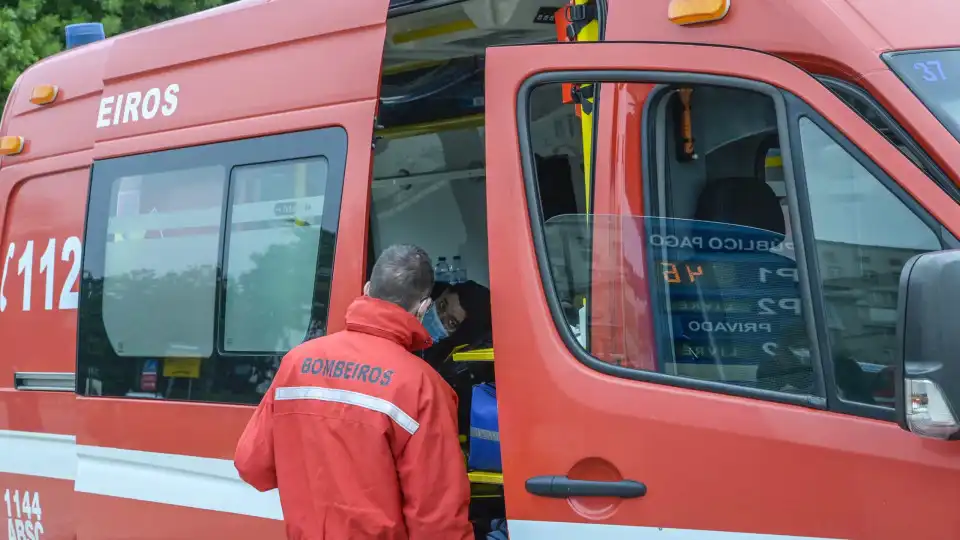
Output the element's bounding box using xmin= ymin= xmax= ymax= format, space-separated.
xmin=895 ymin=250 xmax=960 ymax=441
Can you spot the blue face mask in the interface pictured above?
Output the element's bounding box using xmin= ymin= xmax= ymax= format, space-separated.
xmin=420 ymin=303 xmax=449 ymax=343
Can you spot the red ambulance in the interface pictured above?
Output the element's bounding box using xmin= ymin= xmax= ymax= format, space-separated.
xmin=1 ymin=0 xmax=959 ymax=538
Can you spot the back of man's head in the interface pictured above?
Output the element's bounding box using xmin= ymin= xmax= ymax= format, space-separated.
xmin=367 ymin=244 xmax=435 ymax=313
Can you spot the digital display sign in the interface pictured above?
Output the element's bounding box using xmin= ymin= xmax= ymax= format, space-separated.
xmin=659 ymin=262 xmax=703 ymax=284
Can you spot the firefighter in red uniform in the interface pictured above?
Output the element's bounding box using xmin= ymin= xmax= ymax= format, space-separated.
xmin=234 ymin=244 xmax=474 ymax=540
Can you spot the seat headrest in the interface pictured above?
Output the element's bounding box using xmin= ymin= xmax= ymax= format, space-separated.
xmin=693 ymin=177 xmax=785 ymax=236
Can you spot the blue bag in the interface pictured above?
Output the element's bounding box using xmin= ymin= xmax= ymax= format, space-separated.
xmin=468 ymin=382 xmax=501 ymax=472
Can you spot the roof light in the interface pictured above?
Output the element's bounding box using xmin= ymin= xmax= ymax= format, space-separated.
xmin=30 ymin=85 xmax=59 ymax=106
xmin=65 ymin=22 xmax=105 ymax=50
xmin=0 ymin=136 xmax=25 ymax=156
xmin=668 ymin=0 xmax=731 ymax=26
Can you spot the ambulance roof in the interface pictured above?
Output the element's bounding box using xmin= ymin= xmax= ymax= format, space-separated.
xmin=3 ymin=0 xmax=959 ymax=164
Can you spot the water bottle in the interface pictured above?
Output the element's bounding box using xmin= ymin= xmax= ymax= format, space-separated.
xmin=451 ymin=255 xmax=466 ymax=284
xmin=435 ymin=257 xmax=451 ymax=283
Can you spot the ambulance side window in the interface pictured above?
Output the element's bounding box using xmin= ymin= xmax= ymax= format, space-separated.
xmin=222 ymin=157 xmax=333 ymax=352
xmin=78 ymin=127 xmax=346 ymax=405
xmin=99 ymin=165 xmax=224 ymax=359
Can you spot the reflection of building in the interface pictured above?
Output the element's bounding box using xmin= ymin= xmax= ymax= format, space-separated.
xmin=816 ymin=240 xmax=919 ymax=369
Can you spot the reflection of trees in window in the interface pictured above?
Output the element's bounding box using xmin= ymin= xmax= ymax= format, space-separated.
xmin=224 ymin=226 xmax=336 ymax=353
xmin=223 ymin=157 xmax=331 ymax=353
xmin=81 ymin=224 xmax=336 ymax=404
xmin=82 ymin=192 xmax=338 ymax=403
xmin=79 ymin=264 xmax=215 ymax=398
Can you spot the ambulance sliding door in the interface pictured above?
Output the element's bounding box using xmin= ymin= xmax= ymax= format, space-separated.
xmin=485 ymin=41 xmax=960 ymax=539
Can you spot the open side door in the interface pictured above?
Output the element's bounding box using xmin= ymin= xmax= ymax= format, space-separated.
xmin=485 ymin=41 xmax=960 ymax=539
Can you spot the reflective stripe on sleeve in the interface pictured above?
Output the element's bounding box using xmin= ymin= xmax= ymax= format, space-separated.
xmin=275 ymin=386 xmax=420 ymax=435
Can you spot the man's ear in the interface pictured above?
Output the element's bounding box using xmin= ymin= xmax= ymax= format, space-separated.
xmin=363 ymin=281 xmax=371 ymax=296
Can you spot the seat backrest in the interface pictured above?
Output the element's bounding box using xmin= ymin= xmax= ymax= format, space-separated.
xmin=665 ymin=176 xmax=803 ymax=388
xmin=693 ymin=176 xmax=785 ymax=235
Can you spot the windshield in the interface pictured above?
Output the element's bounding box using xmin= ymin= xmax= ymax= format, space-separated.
xmin=886 ymin=49 xmax=960 ymax=141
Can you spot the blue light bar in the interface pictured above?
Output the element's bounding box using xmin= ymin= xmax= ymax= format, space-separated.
xmin=65 ymin=23 xmax=106 ymax=50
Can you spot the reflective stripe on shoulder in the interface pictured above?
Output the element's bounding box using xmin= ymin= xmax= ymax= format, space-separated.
xmin=275 ymin=386 xmax=420 ymax=435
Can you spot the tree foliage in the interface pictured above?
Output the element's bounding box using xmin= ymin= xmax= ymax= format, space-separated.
xmin=0 ymin=0 xmax=233 ymax=106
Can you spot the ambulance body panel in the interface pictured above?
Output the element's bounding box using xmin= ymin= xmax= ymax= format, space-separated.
xmin=1 ymin=0 xmax=959 ymax=538
xmin=2 ymin=0 xmax=389 ymax=537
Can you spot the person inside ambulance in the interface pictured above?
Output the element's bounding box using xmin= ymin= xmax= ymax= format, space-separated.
xmin=422 ymin=279 xmax=493 ymax=367
xmin=234 ymin=244 xmax=474 ymax=540
xmin=422 ymin=279 xmax=495 ymax=445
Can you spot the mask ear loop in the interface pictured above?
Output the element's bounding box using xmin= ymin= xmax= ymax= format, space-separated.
xmin=416 ymin=297 xmax=433 ymax=322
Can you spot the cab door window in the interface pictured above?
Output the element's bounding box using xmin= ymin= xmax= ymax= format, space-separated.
xmin=79 ymin=127 xmax=346 ymax=404
xmin=522 ymin=74 xmax=951 ymax=415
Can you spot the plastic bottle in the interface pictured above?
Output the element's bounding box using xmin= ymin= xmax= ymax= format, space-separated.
xmin=451 ymin=255 xmax=465 ymax=284
xmin=435 ymin=257 xmax=451 ymax=283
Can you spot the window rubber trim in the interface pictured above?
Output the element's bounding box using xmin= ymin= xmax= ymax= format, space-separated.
xmin=518 ymin=69 xmax=827 ymax=410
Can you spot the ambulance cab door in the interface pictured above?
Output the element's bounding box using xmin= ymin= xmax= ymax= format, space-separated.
xmin=485 ymin=42 xmax=960 ymax=539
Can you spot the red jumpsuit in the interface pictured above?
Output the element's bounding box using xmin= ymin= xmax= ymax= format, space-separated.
xmin=234 ymin=296 xmax=474 ymax=540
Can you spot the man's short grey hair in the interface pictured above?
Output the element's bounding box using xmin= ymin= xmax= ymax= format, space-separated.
xmin=368 ymin=244 xmax=435 ymax=312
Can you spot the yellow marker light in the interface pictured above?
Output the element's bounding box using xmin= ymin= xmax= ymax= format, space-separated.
xmin=30 ymin=85 xmax=59 ymax=105
xmin=668 ymin=0 xmax=731 ymax=25
xmin=0 ymin=136 xmax=25 ymax=156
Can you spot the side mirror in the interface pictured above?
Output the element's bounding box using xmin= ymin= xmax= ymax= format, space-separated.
xmin=896 ymin=249 xmax=960 ymax=441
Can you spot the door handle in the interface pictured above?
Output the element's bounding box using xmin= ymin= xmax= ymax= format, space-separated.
xmin=525 ymin=475 xmax=647 ymax=498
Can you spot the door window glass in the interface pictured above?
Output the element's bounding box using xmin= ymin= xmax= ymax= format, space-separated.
xmin=529 ymin=81 xmax=820 ymax=398
xmin=798 ymin=118 xmax=942 ymax=406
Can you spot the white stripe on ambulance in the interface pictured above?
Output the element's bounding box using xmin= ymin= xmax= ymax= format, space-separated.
xmin=0 ymin=429 xmax=282 ymax=520
xmin=1 ymin=429 xmax=842 ymax=538
xmin=508 ymin=521 xmax=844 ymax=539
xmin=96 ymin=83 xmax=179 ymax=128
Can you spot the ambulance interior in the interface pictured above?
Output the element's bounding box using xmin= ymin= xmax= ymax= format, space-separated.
xmin=369 ymin=0 xmax=583 ymax=531
xmin=370 ymin=0 xmax=916 ymax=529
